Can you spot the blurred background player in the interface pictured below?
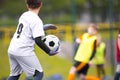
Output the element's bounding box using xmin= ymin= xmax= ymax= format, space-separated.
xmin=68 ymin=23 xmax=98 ymax=80
xmin=114 ymin=28 xmax=120 ymax=80
xmin=92 ymin=34 xmax=106 ymax=79
xmin=7 ymin=0 xmax=59 ymax=80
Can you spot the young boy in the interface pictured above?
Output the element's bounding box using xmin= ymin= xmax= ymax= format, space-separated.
xmin=7 ymin=0 xmax=59 ymax=80
xmin=114 ymin=28 xmax=120 ymax=80
xmin=68 ymin=24 xmax=98 ymax=80
xmin=92 ymin=35 xmax=106 ymax=79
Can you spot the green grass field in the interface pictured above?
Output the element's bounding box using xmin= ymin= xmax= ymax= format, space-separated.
xmin=0 ymin=40 xmax=112 ymax=80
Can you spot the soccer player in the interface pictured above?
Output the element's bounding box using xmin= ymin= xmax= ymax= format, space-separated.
xmin=92 ymin=35 xmax=106 ymax=79
xmin=68 ymin=24 xmax=98 ymax=80
xmin=7 ymin=0 xmax=59 ymax=80
xmin=114 ymin=28 xmax=120 ymax=80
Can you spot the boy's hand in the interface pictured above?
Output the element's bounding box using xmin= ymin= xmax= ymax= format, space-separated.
xmin=49 ymin=46 xmax=60 ymax=56
xmin=89 ymin=61 xmax=93 ymax=66
xmin=43 ymin=24 xmax=57 ymax=31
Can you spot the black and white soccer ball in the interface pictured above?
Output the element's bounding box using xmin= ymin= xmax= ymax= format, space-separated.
xmin=42 ymin=35 xmax=60 ymax=50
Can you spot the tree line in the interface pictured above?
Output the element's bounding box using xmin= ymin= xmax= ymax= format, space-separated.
xmin=0 ymin=0 xmax=120 ymax=24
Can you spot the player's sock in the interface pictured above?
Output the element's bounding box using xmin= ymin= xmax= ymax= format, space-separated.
xmin=68 ymin=73 xmax=75 ymax=80
xmin=7 ymin=74 xmax=20 ymax=80
xmin=34 ymin=70 xmax=43 ymax=80
xmin=114 ymin=72 xmax=120 ymax=80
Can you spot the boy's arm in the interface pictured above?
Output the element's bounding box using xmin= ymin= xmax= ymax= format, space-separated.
xmin=35 ymin=37 xmax=51 ymax=53
xmin=75 ymin=36 xmax=82 ymax=44
xmin=43 ymin=24 xmax=57 ymax=31
xmin=35 ymin=37 xmax=59 ymax=56
xmin=89 ymin=40 xmax=97 ymax=60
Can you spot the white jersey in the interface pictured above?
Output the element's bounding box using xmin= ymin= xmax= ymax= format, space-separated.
xmin=8 ymin=11 xmax=45 ymax=56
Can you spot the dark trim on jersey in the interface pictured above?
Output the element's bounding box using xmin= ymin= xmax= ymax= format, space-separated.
xmin=35 ymin=36 xmax=50 ymax=54
xmin=89 ymin=40 xmax=97 ymax=60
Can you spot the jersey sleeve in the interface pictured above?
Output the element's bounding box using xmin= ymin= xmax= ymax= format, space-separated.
xmin=31 ymin=19 xmax=45 ymax=38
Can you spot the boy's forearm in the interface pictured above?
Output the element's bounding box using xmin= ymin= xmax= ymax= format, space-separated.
xmin=35 ymin=37 xmax=50 ymax=54
xmin=89 ymin=40 xmax=97 ymax=60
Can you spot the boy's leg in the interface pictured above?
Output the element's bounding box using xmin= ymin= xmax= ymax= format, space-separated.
xmin=7 ymin=54 xmax=22 ymax=80
xmin=114 ymin=72 xmax=120 ymax=80
xmin=114 ymin=64 xmax=120 ymax=80
xmin=96 ymin=65 xmax=100 ymax=78
xmin=101 ymin=64 xmax=106 ymax=77
xmin=7 ymin=75 xmax=21 ymax=80
xmin=79 ymin=74 xmax=86 ymax=80
xmin=78 ymin=63 xmax=89 ymax=80
xmin=68 ymin=66 xmax=76 ymax=80
xmin=34 ymin=70 xmax=43 ymax=80
xmin=68 ymin=61 xmax=87 ymax=80
xmin=68 ymin=61 xmax=88 ymax=80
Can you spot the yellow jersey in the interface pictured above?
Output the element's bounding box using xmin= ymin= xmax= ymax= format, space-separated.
xmin=74 ymin=33 xmax=97 ymax=63
xmin=92 ymin=42 xmax=106 ymax=64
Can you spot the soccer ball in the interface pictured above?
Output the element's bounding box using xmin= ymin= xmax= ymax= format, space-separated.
xmin=42 ymin=35 xmax=60 ymax=50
